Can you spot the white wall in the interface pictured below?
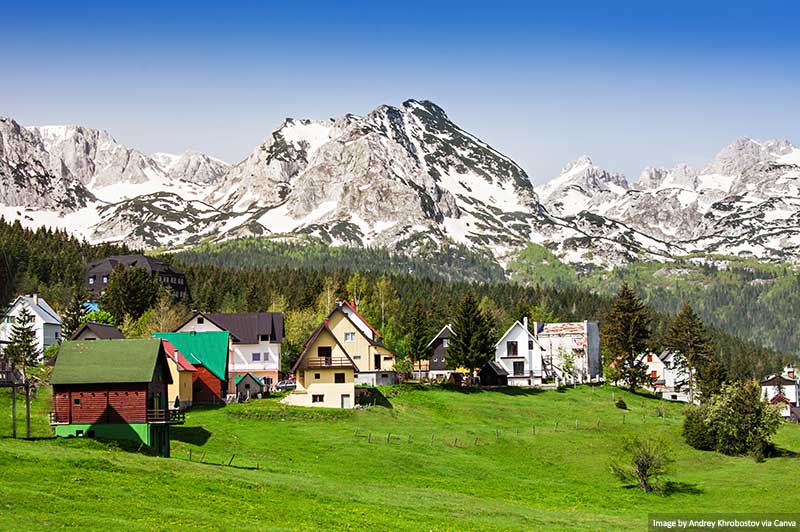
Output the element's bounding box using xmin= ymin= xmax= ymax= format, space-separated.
xmin=494 ymin=322 xmax=541 ymax=386
xmin=0 ymin=301 xmax=61 ymax=356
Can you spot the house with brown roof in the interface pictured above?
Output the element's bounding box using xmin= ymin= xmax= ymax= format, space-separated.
xmin=325 ymin=300 xmax=396 ymax=386
xmin=283 ymin=320 xmax=357 ymax=409
xmin=70 ymin=322 xmax=124 ymax=341
xmin=761 ymin=366 xmax=799 ymax=420
xmin=176 ymin=312 xmax=284 ymax=391
xmin=417 ymin=324 xmax=455 ymax=381
xmin=85 ymin=254 xmax=188 ymax=301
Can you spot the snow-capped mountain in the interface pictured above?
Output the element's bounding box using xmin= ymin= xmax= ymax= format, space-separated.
xmin=1 ymin=103 xmax=799 ymax=268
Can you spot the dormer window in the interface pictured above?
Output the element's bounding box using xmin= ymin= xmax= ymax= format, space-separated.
xmin=442 ymin=339 xmax=449 ymax=348
xmin=88 ymin=276 xmax=95 ymax=285
xmin=260 ymin=334 xmax=270 ymax=342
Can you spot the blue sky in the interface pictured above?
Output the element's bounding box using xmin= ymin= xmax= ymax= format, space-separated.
xmin=2 ymin=0 xmax=799 ymax=183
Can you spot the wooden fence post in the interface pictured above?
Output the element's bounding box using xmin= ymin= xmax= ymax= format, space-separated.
xmin=25 ymin=382 xmax=31 ymax=439
xmin=228 ymin=455 xmax=235 ymax=466
xmin=495 ymin=429 xmax=499 ymax=441
xmin=553 ymin=421 xmax=558 ymax=432
xmin=11 ymin=385 xmax=16 ymax=439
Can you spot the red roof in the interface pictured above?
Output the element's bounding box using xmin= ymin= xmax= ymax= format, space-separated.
xmin=540 ymin=322 xmax=585 ymax=335
xmin=161 ymin=340 xmax=198 ymax=372
xmin=770 ymin=392 xmax=792 ymax=405
xmin=341 ymin=299 xmax=381 ymax=338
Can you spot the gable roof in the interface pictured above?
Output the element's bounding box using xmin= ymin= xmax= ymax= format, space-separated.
xmin=426 ymin=324 xmax=453 ymax=348
xmin=52 ymin=339 xmax=169 ymax=385
xmin=495 ymin=320 xmax=538 ymax=348
xmin=291 ymin=322 xmax=357 ymax=373
xmin=480 ymin=360 xmax=509 ymax=376
xmin=161 ymin=339 xmax=198 ymax=372
xmin=86 ymin=254 xmax=183 ymax=276
xmin=761 ymin=374 xmax=798 ymax=387
xmin=178 ymin=312 xmax=284 ymax=344
xmin=538 ymin=322 xmax=587 ymax=335
xmin=70 ymin=322 xmax=124 ymax=340
xmin=339 ymin=300 xmax=381 ymax=338
xmin=326 ymin=304 xmax=394 ymax=355
xmin=235 ymin=372 xmax=262 ymax=386
xmin=7 ymin=295 xmax=61 ymax=325
xmin=152 ymin=331 xmax=229 ymax=381
xmin=769 ymin=392 xmax=792 ymax=405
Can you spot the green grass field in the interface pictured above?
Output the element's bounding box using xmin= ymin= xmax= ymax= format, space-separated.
xmin=1 ymin=385 xmax=798 ymax=531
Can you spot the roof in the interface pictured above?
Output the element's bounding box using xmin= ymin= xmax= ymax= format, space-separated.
xmin=495 ymin=320 xmax=536 ymax=348
xmin=152 ymin=331 xmax=229 ymax=381
xmin=426 ymin=324 xmax=453 ymax=349
xmin=291 ymin=322 xmax=357 ymax=373
xmin=326 ymin=304 xmax=394 ymax=355
xmin=70 ymin=322 xmax=124 ymax=340
xmin=538 ymin=322 xmax=587 ymax=335
xmin=480 ymin=360 xmax=509 ymax=376
xmin=180 ymin=312 xmax=284 ymax=344
xmin=161 ymin=339 xmax=197 ymax=372
xmin=340 ymin=300 xmax=381 ymax=338
xmin=769 ymin=393 xmax=792 ymax=405
xmin=235 ymin=373 xmax=261 ymax=386
xmin=761 ymin=375 xmax=798 ymax=387
xmin=86 ymin=254 xmax=183 ymax=276
xmin=52 ymin=339 xmax=169 ymax=385
xmin=7 ymin=295 xmax=61 ymax=325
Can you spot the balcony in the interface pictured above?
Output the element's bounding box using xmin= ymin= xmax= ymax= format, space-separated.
xmin=147 ymin=409 xmax=185 ymax=424
xmin=304 ymin=357 xmax=354 ymax=368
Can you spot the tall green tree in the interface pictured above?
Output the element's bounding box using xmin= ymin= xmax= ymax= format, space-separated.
xmin=604 ymin=283 xmax=652 ymax=392
xmin=406 ymin=300 xmax=430 ymax=377
xmin=663 ymin=302 xmax=726 ymax=402
xmin=100 ymin=265 xmax=160 ymax=323
xmin=60 ymin=289 xmax=88 ymax=339
xmin=448 ymin=291 xmax=495 ymax=383
xmin=4 ymin=306 xmax=39 ymax=381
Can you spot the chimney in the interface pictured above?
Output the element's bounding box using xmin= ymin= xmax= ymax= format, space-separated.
xmin=32 ymin=294 xmax=39 ymax=307
xmin=523 ymin=316 xmax=528 ymax=331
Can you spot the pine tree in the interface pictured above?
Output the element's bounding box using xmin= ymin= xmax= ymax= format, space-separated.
xmin=448 ymin=291 xmax=496 ymax=384
xmin=60 ymin=289 xmax=88 ymax=339
xmin=100 ymin=265 xmax=160 ymax=323
xmin=663 ymin=302 xmax=726 ymax=402
xmin=406 ymin=300 xmax=430 ymax=377
xmin=4 ymin=305 xmax=40 ymax=381
xmin=603 ymin=283 xmax=652 ymax=392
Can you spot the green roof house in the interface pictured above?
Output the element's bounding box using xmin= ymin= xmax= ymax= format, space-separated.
xmin=152 ymin=331 xmax=230 ymax=405
xmin=51 ymin=339 xmax=183 ymax=457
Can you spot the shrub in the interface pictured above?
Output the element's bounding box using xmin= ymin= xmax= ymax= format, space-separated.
xmin=610 ymin=437 xmax=673 ymax=493
xmin=682 ymin=405 xmax=714 ymax=451
xmin=615 ymin=399 xmax=628 ymax=410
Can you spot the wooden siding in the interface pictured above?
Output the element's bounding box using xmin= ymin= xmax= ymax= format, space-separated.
xmin=192 ymin=366 xmax=224 ymax=404
xmin=53 ymin=383 xmax=149 ymax=424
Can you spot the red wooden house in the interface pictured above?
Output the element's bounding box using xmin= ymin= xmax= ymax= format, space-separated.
xmin=50 ymin=338 xmax=184 ymax=456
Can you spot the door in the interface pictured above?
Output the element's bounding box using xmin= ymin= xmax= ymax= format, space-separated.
xmin=318 ymin=346 xmax=332 ymax=364
xmin=374 ymin=354 xmax=381 ymax=370
xmin=341 ymin=394 xmax=351 ymax=408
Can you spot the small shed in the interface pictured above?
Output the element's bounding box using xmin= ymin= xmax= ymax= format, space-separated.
xmin=70 ymin=322 xmax=124 ymax=341
xmin=235 ymin=373 xmax=264 ymax=400
xmin=479 ymin=361 xmax=509 ymax=386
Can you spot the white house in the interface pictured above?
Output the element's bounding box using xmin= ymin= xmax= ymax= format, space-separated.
xmin=532 ymin=321 xmax=601 ymax=384
xmin=761 ymin=365 xmax=800 ymax=420
xmin=639 ymin=351 xmax=692 ymax=402
xmin=493 ymin=319 xmax=542 ymax=386
xmin=176 ymin=312 xmax=283 ymax=390
xmin=0 ymin=295 xmax=62 ymax=358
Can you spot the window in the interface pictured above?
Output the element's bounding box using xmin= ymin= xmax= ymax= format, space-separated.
xmin=197 ymin=317 xmax=204 ymax=324
xmin=381 ymin=373 xmax=388 ymax=379
xmin=374 ymin=354 xmax=381 ymax=370
xmin=528 ymin=340 xmax=534 ymax=350
xmin=88 ymin=276 xmax=95 ymax=285
xmin=260 ymin=334 xmax=271 ymax=342
xmin=345 ymin=332 xmax=356 ymax=342
xmin=252 ymin=353 xmax=261 ymax=362
xmin=506 ymin=341 xmax=518 ymax=357
xmin=73 ymin=398 xmax=81 ymax=406
xmin=651 ymin=371 xmax=658 ymax=379
xmin=433 ymin=357 xmax=438 ymax=363
xmin=353 ymin=355 xmax=361 ymax=360
xmin=244 ymin=383 xmax=250 ymax=390
xmin=315 ymin=373 xmax=321 ymax=379
xmin=334 ymin=373 xmax=345 ymax=383
xmin=102 ymin=275 xmax=109 ymax=284
xmin=312 ymin=394 xmax=324 ymax=403
xmin=442 ymin=338 xmax=449 ymax=348
xmin=318 ymin=346 xmax=332 ymax=359
xmin=513 ymin=361 xmax=524 ymax=376
xmin=647 ymin=354 xmax=653 ymax=362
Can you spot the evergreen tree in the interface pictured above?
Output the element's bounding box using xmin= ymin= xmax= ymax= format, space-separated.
xmin=100 ymin=265 xmax=160 ymax=323
xmin=448 ymin=291 xmax=495 ymax=383
xmin=406 ymin=300 xmax=430 ymax=377
xmin=663 ymin=302 xmax=726 ymax=402
xmin=60 ymin=289 xmax=88 ymax=339
xmin=4 ymin=305 xmax=40 ymax=381
xmin=604 ymin=283 xmax=652 ymax=392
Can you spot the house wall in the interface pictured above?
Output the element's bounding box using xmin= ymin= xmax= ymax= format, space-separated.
xmin=192 ymin=366 xmax=224 ymax=405
xmin=287 ymin=367 xmax=355 ymax=409
xmin=327 ymin=311 xmax=394 ymax=372
xmin=53 ymin=383 xmax=149 ymax=424
xmin=165 ymin=358 xmax=193 ymax=408
xmin=763 ymin=384 xmax=800 ymax=407
xmin=534 ymin=321 xmax=601 ymax=382
xmin=0 ymin=301 xmax=61 ymax=355
xmin=494 ymin=323 xmax=541 ymax=387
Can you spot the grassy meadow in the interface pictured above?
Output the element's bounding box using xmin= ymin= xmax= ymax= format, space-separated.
xmin=1 ymin=385 xmax=798 ymax=531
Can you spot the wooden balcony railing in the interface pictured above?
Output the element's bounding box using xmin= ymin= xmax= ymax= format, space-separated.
xmin=304 ymin=357 xmax=354 ymax=368
xmin=147 ymin=408 xmax=185 ymax=424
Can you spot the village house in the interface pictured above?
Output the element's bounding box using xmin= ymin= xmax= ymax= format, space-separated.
xmin=421 ymin=324 xmax=456 ymax=381
xmin=152 ymin=331 xmax=230 ymax=406
xmin=284 ymin=320 xmax=357 ymax=409
xmin=235 ymin=373 xmax=264 ymax=401
xmin=50 ymin=338 xmax=183 ymax=457
xmin=639 ymin=351 xmax=692 ymax=402
xmin=493 ymin=318 xmax=542 ymax=386
xmin=325 ymin=300 xmax=396 ymax=386
xmin=161 ymin=339 xmax=197 ymax=409
xmin=85 ymin=254 xmax=188 ymax=301
xmin=175 ymin=312 xmax=283 ymax=390
xmin=761 ymin=365 xmax=800 ymax=420
xmin=532 ymin=320 xmax=601 ymax=383
xmin=0 ymin=294 xmax=62 ymax=356
xmin=70 ymin=322 xmax=124 ymax=341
